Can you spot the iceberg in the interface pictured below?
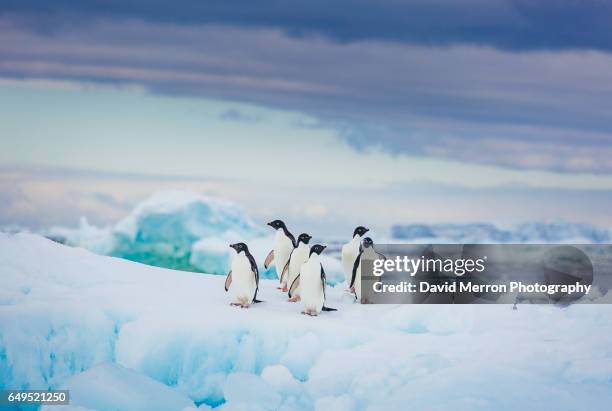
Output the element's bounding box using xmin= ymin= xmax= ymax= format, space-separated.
xmin=392 ymin=222 xmax=612 ymax=244
xmin=110 ymin=191 xmax=265 ymax=273
xmin=2 ymin=233 xmax=612 ymax=411
xmin=47 ymin=191 xmax=345 ymax=283
xmin=50 ymin=191 xmax=274 ymax=276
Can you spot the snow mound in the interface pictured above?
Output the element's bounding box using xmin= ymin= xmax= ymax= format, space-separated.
xmin=3 ymin=233 xmax=612 ymax=410
xmin=42 ymin=363 xmax=194 ymax=411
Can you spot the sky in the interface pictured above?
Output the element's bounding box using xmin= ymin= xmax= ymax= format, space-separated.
xmin=1 ymin=1 xmax=612 ymax=233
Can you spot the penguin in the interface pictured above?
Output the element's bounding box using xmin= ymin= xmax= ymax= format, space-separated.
xmin=295 ymin=244 xmax=337 ymax=316
xmin=225 ymin=242 xmax=261 ymax=308
xmin=350 ymin=237 xmax=386 ymax=303
xmin=286 ymin=233 xmax=312 ymax=302
xmin=264 ymin=219 xmax=296 ymax=292
xmin=342 ymin=226 xmax=369 ymax=287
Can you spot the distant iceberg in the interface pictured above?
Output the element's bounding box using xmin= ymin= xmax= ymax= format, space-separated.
xmin=392 ymin=222 xmax=612 ymax=244
xmin=49 ymin=191 xmax=269 ymax=275
xmin=46 ymin=191 xmax=345 ymax=284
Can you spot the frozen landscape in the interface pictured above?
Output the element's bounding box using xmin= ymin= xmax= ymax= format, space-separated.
xmin=2 ymin=232 xmax=612 ymax=411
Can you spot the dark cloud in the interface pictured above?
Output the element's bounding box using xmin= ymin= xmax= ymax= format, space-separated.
xmin=3 ymin=0 xmax=612 ymax=51
xmin=1 ymin=11 xmax=612 ymax=173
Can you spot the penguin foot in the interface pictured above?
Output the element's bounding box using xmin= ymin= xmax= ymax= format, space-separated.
xmin=241 ymin=304 xmax=250 ymax=309
xmin=281 ymin=285 xmax=288 ymax=293
xmin=288 ymin=296 xmax=300 ymax=302
xmin=230 ymin=302 xmax=241 ymax=307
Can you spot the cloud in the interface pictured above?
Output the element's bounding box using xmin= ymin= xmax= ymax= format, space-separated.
xmin=4 ymin=1 xmax=612 ymax=51
xmin=1 ymin=16 xmax=612 ymax=173
xmin=219 ymin=109 xmax=262 ymax=123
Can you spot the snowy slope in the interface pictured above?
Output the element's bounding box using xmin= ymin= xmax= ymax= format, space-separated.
xmin=2 ymin=233 xmax=612 ymax=410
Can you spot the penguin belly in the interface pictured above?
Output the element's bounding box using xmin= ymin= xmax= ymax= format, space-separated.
xmin=231 ymin=253 xmax=256 ymax=305
xmin=342 ymin=237 xmax=359 ymax=283
xmin=274 ymin=231 xmax=293 ymax=282
xmin=287 ymin=244 xmax=309 ymax=296
xmin=300 ymin=257 xmax=325 ymax=314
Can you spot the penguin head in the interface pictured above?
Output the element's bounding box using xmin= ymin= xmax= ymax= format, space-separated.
xmin=353 ymin=226 xmax=369 ymax=238
xmin=297 ymin=233 xmax=312 ymax=245
xmin=362 ymin=237 xmax=374 ymax=248
xmin=230 ymin=242 xmax=249 ymax=254
xmin=309 ymin=244 xmax=327 ymax=256
xmin=267 ymin=219 xmax=285 ymax=230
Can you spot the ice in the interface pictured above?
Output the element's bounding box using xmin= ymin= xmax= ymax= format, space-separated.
xmin=2 ymin=233 xmax=612 ymax=410
xmin=50 ymin=191 xmax=267 ymax=274
xmin=221 ymin=372 xmax=281 ymax=411
xmin=42 ymin=363 xmax=194 ymax=411
xmin=314 ymin=395 xmax=354 ymax=411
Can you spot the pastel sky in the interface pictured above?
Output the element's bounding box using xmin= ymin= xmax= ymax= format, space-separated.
xmin=1 ymin=1 xmax=612 ymax=232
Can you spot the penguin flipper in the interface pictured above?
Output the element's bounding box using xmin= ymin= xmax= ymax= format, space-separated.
xmin=322 ymin=306 xmax=338 ymax=312
xmin=288 ymin=274 xmax=300 ymax=298
xmin=320 ymin=264 xmax=327 ymax=300
xmin=264 ymin=250 xmax=274 ymax=269
xmin=224 ymin=270 xmax=232 ymax=291
xmin=280 ymin=259 xmax=291 ymax=284
xmin=350 ymin=252 xmax=362 ymax=289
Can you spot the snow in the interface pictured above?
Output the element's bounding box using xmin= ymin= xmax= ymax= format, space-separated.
xmin=222 ymin=372 xmax=281 ymax=411
xmin=42 ymin=363 xmax=194 ymax=411
xmin=2 ymin=233 xmax=612 ymax=410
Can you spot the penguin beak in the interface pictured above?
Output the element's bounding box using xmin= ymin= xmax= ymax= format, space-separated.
xmin=364 ymin=228 xmax=370 ymax=234
xmin=321 ymin=245 xmax=327 ymax=252
xmin=229 ymin=243 xmax=237 ymax=250
xmin=267 ymin=221 xmax=274 ymax=227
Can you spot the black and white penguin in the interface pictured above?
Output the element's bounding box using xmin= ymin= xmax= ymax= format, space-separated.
xmin=342 ymin=226 xmax=369 ymax=285
xmin=225 ymin=242 xmax=261 ymax=308
xmin=296 ymin=244 xmax=337 ymax=316
xmin=350 ymin=237 xmax=386 ymax=303
xmin=265 ymin=219 xmax=296 ymax=292
xmin=286 ymin=233 xmax=312 ymax=302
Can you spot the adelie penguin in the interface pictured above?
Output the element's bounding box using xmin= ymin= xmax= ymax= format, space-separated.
xmin=342 ymin=226 xmax=369 ymax=289
xmin=350 ymin=237 xmax=386 ymax=303
xmin=265 ymin=219 xmax=296 ymax=292
xmin=225 ymin=242 xmax=262 ymax=308
xmin=296 ymin=244 xmax=337 ymax=316
xmin=285 ymin=233 xmax=312 ymax=302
